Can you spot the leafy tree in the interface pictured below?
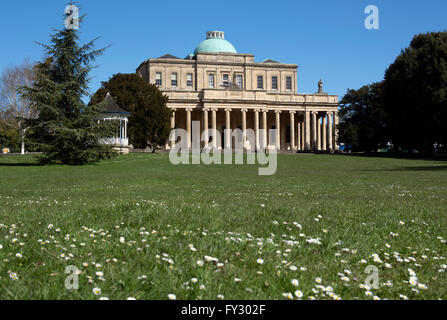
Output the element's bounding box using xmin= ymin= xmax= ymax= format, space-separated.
xmin=0 ymin=108 xmax=21 ymax=151
xmin=22 ymin=8 xmax=115 ymax=164
xmin=338 ymin=82 xmax=387 ymax=152
xmin=90 ymin=73 xmax=171 ymax=151
xmin=383 ymin=31 xmax=447 ymax=152
xmin=0 ymin=59 xmax=36 ymax=154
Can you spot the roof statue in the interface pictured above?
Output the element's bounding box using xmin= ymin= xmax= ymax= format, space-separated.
xmin=316 ymin=79 xmax=327 ymax=95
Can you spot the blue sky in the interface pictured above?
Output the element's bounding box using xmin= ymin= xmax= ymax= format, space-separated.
xmin=1 ymin=0 xmax=446 ymax=102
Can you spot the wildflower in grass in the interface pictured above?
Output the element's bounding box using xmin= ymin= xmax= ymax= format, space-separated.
xmin=204 ymin=256 xmax=218 ymax=263
xmin=409 ymin=277 xmax=418 ymax=286
xmin=325 ymin=286 xmax=334 ymax=292
xmin=9 ymin=272 xmax=18 ymax=281
xmin=0 ymin=245 xmax=2 ymax=250
xmin=418 ymin=283 xmax=427 ymax=290
xmin=289 ymin=265 xmax=297 ymax=271
xmin=234 ymin=278 xmax=242 ymax=282
xmin=315 ymin=277 xmax=322 ymax=284
xmin=197 ymin=260 xmax=204 ymax=267
xmin=96 ymin=271 xmax=104 ymax=277
xmin=340 ymin=276 xmax=350 ymax=282
xmin=408 ymin=268 xmax=416 ymax=277
xmin=99 ymin=297 xmax=109 ymax=300
xmin=385 ymin=263 xmax=392 ymax=269
xmin=48 ymin=224 xmax=53 ymax=229
xmin=365 ymin=291 xmax=373 ymax=297
xmin=119 ymin=237 xmax=125 ymax=243
xmin=93 ymin=288 xmax=102 ymax=295
xmin=257 ymin=258 xmax=264 ymax=264
xmin=191 ymin=278 xmax=198 ymax=283
xmin=294 ymin=290 xmax=303 ymax=298
xmin=16 ymin=253 xmax=22 ymax=259
xmin=291 ymin=279 xmax=299 ymax=287
xmin=127 ymin=297 xmax=137 ymax=300
xmin=168 ymin=294 xmax=176 ymax=300
xmin=373 ymin=296 xmax=381 ymax=300
xmin=399 ymin=294 xmax=409 ymax=300
xmin=282 ymin=292 xmax=293 ymax=300
xmin=199 ymin=285 xmax=206 ymax=290
xmin=217 ymin=294 xmax=224 ymax=300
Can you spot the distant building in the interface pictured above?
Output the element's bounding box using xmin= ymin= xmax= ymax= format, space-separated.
xmin=137 ymin=31 xmax=339 ymax=151
xmin=98 ymin=93 xmax=130 ymax=154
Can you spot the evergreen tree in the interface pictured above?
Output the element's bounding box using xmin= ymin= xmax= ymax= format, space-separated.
xmin=383 ymin=31 xmax=447 ymax=153
xmin=338 ymin=83 xmax=387 ymax=152
xmin=90 ymin=73 xmax=171 ymax=151
xmin=22 ymin=7 xmax=115 ymax=164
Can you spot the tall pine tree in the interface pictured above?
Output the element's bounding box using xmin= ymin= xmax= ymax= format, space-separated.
xmin=22 ymin=5 xmax=115 ymax=164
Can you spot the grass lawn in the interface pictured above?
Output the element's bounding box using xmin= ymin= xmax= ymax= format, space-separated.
xmin=0 ymin=153 xmax=446 ymax=300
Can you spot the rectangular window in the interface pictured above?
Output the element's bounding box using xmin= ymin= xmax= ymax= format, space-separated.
xmin=208 ymin=74 xmax=215 ymax=88
xmin=171 ymin=73 xmax=178 ymax=87
xmin=155 ymin=72 xmax=162 ymax=87
xmin=286 ymin=76 xmax=292 ymax=90
xmin=257 ymin=76 xmax=264 ymax=90
xmin=187 ymin=73 xmax=193 ymax=87
xmin=223 ymin=74 xmax=229 ymax=85
xmin=236 ymin=75 xmax=243 ymax=89
xmin=272 ymin=76 xmax=278 ymax=90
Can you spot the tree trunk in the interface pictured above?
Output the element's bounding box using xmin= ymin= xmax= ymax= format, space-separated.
xmin=21 ymin=129 xmax=25 ymax=155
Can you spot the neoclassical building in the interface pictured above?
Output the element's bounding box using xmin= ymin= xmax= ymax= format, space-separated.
xmin=137 ymin=31 xmax=339 ymax=151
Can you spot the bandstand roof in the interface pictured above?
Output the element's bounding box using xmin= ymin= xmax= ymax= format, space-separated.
xmin=98 ymin=93 xmax=130 ymax=115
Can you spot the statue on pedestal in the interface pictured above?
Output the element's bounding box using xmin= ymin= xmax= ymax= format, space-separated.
xmin=316 ymin=79 xmax=327 ymax=95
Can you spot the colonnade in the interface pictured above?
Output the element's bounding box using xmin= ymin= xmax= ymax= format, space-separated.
xmin=169 ymin=108 xmax=339 ymax=151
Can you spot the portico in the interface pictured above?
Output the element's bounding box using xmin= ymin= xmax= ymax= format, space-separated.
xmin=168 ymin=106 xmax=339 ymax=151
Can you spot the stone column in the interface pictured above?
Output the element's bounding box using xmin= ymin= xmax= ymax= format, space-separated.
xmin=334 ymin=112 xmax=339 ymax=150
xmin=186 ymin=108 xmax=192 ymax=149
xmin=203 ymin=108 xmax=209 ymax=149
xmin=262 ymin=110 xmax=268 ymax=149
xmin=241 ymin=109 xmax=247 ymax=149
xmin=305 ymin=111 xmax=311 ymax=151
xmin=322 ymin=114 xmax=327 ymax=151
xmin=169 ymin=109 xmax=176 ymax=148
xmin=254 ymin=109 xmax=260 ymax=150
xmin=327 ymin=112 xmax=333 ymax=152
xmin=212 ymin=108 xmax=217 ymax=149
xmin=275 ymin=110 xmax=281 ymax=150
xmin=225 ymin=108 xmax=231 ymax=149
xmin=297 ymin=121 xmax=301 ymax=151
xmin=302 ymin=119 xmax=305 ymax=151
xmin=290 ymin=111 xmax=296 ymax=150
xmin=311 ymin=111 xmax=318 ymax=151
xmin=317 ymin=114 xmax=321 ymax=151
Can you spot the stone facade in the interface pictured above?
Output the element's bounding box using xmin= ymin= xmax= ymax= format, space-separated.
xmin=136 ymin=31 xmax=339 ymax=151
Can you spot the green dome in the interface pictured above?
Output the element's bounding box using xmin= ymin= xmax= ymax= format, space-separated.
xmin=194 ymin=31 xmax=237 ymax=55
